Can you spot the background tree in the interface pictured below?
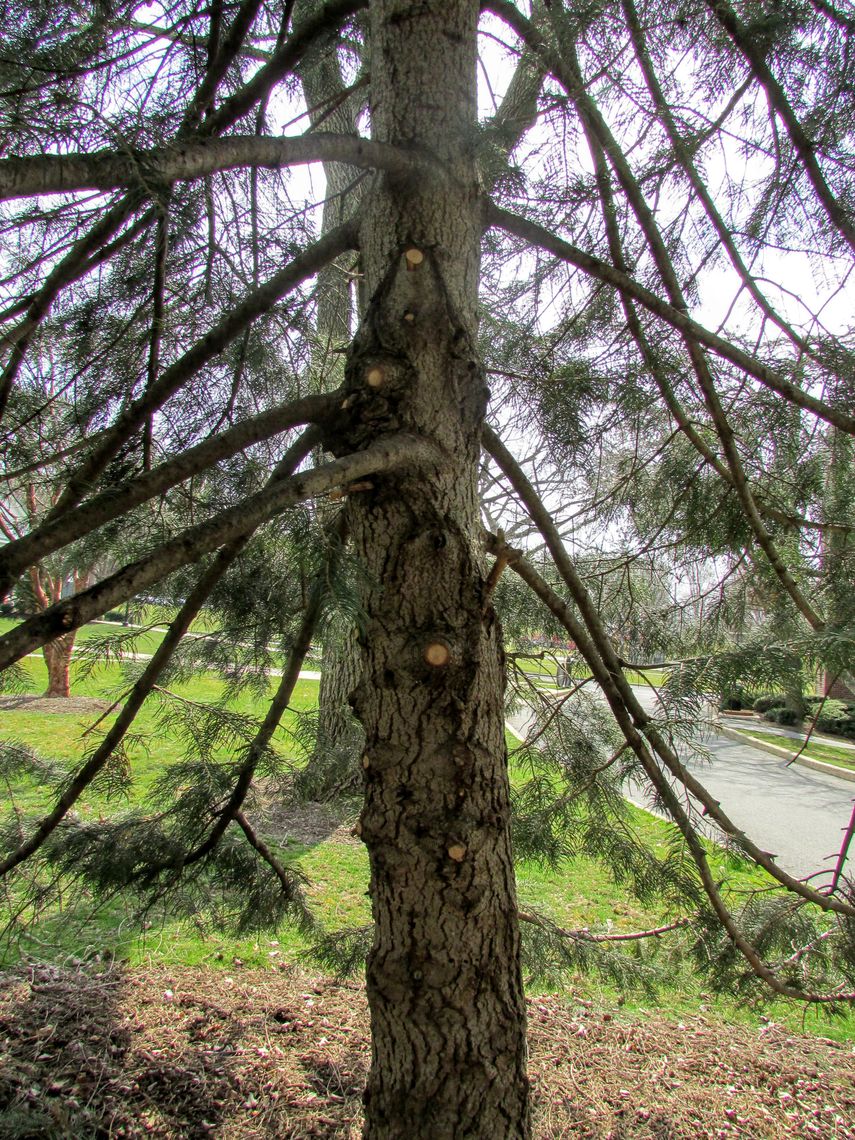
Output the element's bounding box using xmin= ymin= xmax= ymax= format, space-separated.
xmin=0 ymin=380 xmax=107 ymax=697
xmin=1 ymin=1 xmax=855 ymax=1137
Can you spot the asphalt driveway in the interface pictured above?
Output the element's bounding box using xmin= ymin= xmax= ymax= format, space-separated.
xmin=508 ymin=692 xmax=855 ymax=881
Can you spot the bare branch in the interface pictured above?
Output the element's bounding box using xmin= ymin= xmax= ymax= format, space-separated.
xmin=0 ymin=432 xmax=440 ymax=672
xmin=0 ymin=134 xmax=438 ymax=202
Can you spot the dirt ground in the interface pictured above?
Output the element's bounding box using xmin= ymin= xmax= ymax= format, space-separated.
xmin=0 ymin=695 xmax=112 ymax=716
xmin=1 ymin=962 xmax=853 ymax=1138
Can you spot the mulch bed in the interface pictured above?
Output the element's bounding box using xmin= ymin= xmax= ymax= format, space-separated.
xmin=0 ymin=695 xmax=112 ymax=716
xmin=1 ymin=963 xmax=853 ymax=1138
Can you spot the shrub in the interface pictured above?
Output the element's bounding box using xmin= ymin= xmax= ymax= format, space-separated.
xmin=718 ymin=687 xmax=752 ymax=711
xmin=812 ymin=699 xmax=855 ymax=739
xmin=767 ymin=707 xmax=802 ymax=727
xmin=753 ymin=694 xmax=786 ymax=714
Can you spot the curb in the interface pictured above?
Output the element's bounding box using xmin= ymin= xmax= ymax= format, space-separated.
xmin=718 ymin=724 xmax=855 ymax=785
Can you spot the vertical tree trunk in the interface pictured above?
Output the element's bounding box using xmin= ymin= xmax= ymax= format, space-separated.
xmin=297 ymin=17 xmax=368 ymax=786
xmin=42 ymin=634 xmax=73 ymax=698
xmin=340 ymin=2 xmax=530 ymax=1135
xmin=27 ymin=562 xmax=87 ymax=698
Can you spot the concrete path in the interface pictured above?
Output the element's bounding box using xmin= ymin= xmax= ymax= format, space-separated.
xmin=507 ymin=692 xmax=855 ymax=882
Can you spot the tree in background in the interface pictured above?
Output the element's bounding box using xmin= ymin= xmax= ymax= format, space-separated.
xmin=0 ymin=382 xmax=104 ymax=696
xmin=1 ymin=2 xmax=855 ymax=1136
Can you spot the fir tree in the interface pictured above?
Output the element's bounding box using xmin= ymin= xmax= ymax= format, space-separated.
xmin=1 ymin=2 xmax=855 ymax=1136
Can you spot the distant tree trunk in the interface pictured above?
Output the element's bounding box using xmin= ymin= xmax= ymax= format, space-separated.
xmin=297 ymin=13 xmax=367 ymax=791
xmin=42 ymin=634 xmax=74 ymax=698
xmin=335 ymin=2 xmax=530 ymax=1135
xmin=28 ymin=564 xmax=89 ymax=698
xmin=295 ymin=620 xmax=365 ymax=799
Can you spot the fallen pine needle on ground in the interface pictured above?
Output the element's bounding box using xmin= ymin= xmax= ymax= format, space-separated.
xmin=1 ymin=963 xmax=853 ymax=1138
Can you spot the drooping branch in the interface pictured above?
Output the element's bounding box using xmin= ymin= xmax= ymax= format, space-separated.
xmin=487 ymin=203 xmax=855 ymax=437
xmin=493 ymin=532 xmax=855 ymax=1002
xmin=0 ymin=0 xmax=363 ymax=424
xmin=0 ymin=391 xmax=338 ymax=588
xmin=0 ymin=499 xmax=268 ymax=878
xmin=566 ymin=60 xmax=825 ymax=631
xmin=186 ymin=0 xmax=267 ymax=127
xmin=0 ymin=198 xmax=145 ymax=421
xmin=0 ymin=134 xmax=438 ymax=202
xmin=704 ymin=0 xmax=855 ymax=256
xmin=161 ymin=534 xmax=334 ymax=873
xmin=48 ymin=218 xmax=358 ymax=521
xmin=620 ymin=0 xmax=816 ymax=360
xmin=0 ymin=432 xmax=439 ymax=672
xmin=143 ymin=203 xmax=170 ymax=471
xmin=518 ymin=910 xmax=691 ymax=944
xmin=481 ymin=438 xmax=855 ymax=921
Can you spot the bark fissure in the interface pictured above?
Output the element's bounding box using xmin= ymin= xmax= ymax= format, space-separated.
xmin=336 ymin=3 xmax=529 ymax=1136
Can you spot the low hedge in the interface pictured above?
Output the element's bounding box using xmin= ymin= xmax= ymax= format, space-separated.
xmin=753 ymin=694 xmax=787 ymax=714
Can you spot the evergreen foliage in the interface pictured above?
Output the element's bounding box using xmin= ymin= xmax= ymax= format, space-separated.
xmin=2 ymin=1 xmax=855 ymax=1130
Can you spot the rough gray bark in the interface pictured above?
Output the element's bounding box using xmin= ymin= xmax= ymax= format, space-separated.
xmin=331 ymin=2 xmax=530 ymax=1135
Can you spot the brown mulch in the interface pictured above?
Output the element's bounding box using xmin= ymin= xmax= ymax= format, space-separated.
xmin=260 ymin=801 xmax=357 ymax=848
xmin=1 ymin=965 xmax=854 ymax=1138
xmin=0 ymin=695 xmax=112 ymax=715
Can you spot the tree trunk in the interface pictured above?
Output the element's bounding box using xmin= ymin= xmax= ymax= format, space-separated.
xmin=338 ymin=2 xmax=530 ymax=1135
xmin=298 ymin=17 xmax=367 ymax=788
xmin=42 ymin=634 xmax=74 ymax=698
xmin=296 ymin=619 xmax=365 ymax=799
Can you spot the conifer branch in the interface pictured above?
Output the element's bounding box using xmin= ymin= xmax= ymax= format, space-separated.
xmin=0 ymin=431 xmax=317 ymax=880
xmin=481 ymin=439 xmax=855 ymax=922
xmin=202 ymin=0 xmax=368 ymax=138
xmin=186 ymin=0 xmax=266 ymax=128
xmin=620 ymin=0 xmax=817 ymax=360
xmin=234 ymin=809 xmax=295 ymax=896
xmin=47 ymin=218 xmax=358 ymax=521
xmin=704 ymin=0 xmax=855 ymax=255
xmin=0 ymin=432 xmax=438 ymax=672
xmin=0 ymin=198 xmax=145 ymax=421
xmin=142 ymin=203 xmax=170 ymax=471
xmin=551 ymin=27 xmax=826 ymax=631
xmin=830 ymin=801 xmax=855 ymax=898
xmin=0 ymin=390 xmax=339 ymax=589
xmin=487 ymin=204 xmax=855 ymax=437
xmin=0 ymin=0 xmax=361 ymax=424
xmin=0 ymin=135 xmax=437 ymax=202
xmin=572 ymin=94 xmax=827 ymax=627
xmin=135 ymin=515 xmax=343 ymax=880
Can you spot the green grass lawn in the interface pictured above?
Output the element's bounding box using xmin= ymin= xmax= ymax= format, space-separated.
xmin=2 ymin=649 xmax=854 ymax=1043
xmin=732 ymin=727 xmax=855 ymax=772
xmin=513 ymin=653 xmax=668 ymax=688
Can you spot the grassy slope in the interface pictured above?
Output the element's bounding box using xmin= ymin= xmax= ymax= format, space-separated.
xmin=1 ymin=651 xmax=854 ymax=1042
xmin=731 ymin=726 xmax=855 ymax=772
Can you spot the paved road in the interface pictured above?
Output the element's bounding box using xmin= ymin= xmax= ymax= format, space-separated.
xmin=508 ymin=691 xmax=855 ymax=881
